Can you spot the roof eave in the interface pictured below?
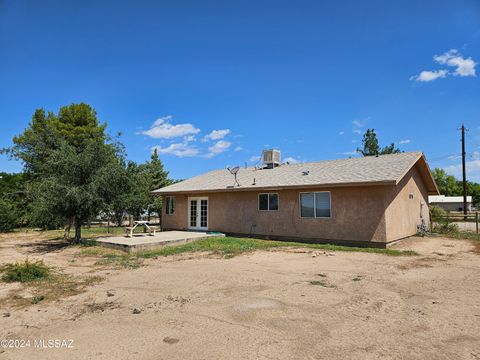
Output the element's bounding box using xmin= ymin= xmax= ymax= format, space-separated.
xmin=151 ymin=180 xmax=397 ymax=195
xmin=394 ymin=153 xmax=440 ymax=195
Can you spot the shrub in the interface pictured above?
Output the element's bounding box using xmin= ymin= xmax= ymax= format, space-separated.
xmin=1 ymin=259 xmax=51 ymax=283
xmin=0 ymin=199 xmax=19 ymax=232
xmin=429 ymin=205 xmax=446 ymax=220
xmin=433 ymin=222 xmax=459 ymax=234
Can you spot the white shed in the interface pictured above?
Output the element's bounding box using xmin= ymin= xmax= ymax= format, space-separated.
xmin=428 ymin=195 xmax=472 ymax=212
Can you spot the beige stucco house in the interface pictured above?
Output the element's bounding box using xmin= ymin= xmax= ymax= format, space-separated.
xmin=153 ymin=152 xmax=439 ymax=247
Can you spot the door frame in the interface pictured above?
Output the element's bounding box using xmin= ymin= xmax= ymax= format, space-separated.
xmin=187 ymin=196 xmax=209 ymax=231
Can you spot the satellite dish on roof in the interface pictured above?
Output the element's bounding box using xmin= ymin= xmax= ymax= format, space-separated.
xmin=227 ymin=166 xmax=241 ymax=187
xmin=228 ymin=166 xmax=240 ymax=175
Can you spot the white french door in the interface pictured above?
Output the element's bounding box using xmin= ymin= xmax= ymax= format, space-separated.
xmin=188 ymin=197 xmax=208 ymax=230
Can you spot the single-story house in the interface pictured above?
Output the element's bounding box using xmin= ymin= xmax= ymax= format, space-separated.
xmin=428 ymin=195 xmax=472 ymax=212
xmin=153 ymin=151 xmax=439 ymax=247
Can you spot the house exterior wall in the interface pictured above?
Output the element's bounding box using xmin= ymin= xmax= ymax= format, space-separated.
xmin=384 ymin=165 xmax=430 ymax=242
xmin=161 ymin=165 xmax=431 ymax=245
xmin=162 ymin=185 xmax=390 ymax=244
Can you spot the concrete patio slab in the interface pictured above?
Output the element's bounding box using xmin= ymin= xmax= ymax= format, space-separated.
xmin=94 ymin=230 xmax=224 ymax=253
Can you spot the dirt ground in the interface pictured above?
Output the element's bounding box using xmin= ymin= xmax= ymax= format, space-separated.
xmin=1 ymin=232 xmax=480 ymax=360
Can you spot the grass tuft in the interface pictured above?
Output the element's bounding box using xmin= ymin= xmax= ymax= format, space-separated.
xmin=429 ymin=230 xmax=480 ymax=241
xmin=31 ymin=295 xmax=45 ymax=304
xmin=134 ymin=237 xmax=417 ymax=258
xmin=0 ymin=272 xmax=104 ymax=308
xmin=1 ymin=259 xmax=51 ymax=283
xmin=309 ymin=280 xmax=335 ymax=288
xmin=78 ymin=236 xmax=416 ymax=269
xmin=79 ymin=239 xmax=97 ymax=247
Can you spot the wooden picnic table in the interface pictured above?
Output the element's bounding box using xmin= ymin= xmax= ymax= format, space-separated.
xmin=125 ymin=220 xmax=157 ymax=238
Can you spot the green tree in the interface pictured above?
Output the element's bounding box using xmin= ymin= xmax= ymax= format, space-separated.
xmin=467 ymin=181 xmax=480 ymax=207
xmin=32 ymin=139 xmax=127 ymax=242
xmin=0 ymin=172 xmax=27 ymax=231
xmin=466 ymin=181 xmax=480 ymax=207
xmin=124 ymin=161 xmax=150 ymax=220
xmin=431 ymin=168 xmax=480 ymax=206
xmin=431 ymin=168 xmax=461 ymax=196
xmin=144 ymin=148 xmax=170 ymax=219
xmin=6 ymin=103 xmax=126 ymax=241
xmin=122 ymin=150 xmax=171 ymax=222
xmin=0 ymin=199 xmax=18 ymax=231
xmin=8 ymin=104 xmax=105 ymax=176
xmin=357 ymin=129 xmax=401 ymax=156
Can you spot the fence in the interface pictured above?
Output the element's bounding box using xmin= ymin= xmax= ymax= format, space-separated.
xmin=430 ymin=212 xmax=479 ymax=235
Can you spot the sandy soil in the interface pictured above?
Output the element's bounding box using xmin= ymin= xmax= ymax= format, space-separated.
xmin=0 ymin=233 xmax=480 ymax=360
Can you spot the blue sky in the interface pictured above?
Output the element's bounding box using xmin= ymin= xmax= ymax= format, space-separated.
xmin=1 ymin=0 xmax=479 ymax=181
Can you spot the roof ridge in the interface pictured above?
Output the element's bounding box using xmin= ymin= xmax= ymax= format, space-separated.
xmin=152 ymin=151 xmax=437 ymax=194
xmin=238 ymin=151 xmax=423 ymax=171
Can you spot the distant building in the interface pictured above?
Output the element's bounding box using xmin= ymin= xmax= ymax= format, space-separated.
xmin=428 ymin=195 xmax=472 ymax=212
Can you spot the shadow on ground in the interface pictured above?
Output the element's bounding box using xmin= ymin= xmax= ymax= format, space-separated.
xmin=16 ymin=238 xmax=71 ymax=255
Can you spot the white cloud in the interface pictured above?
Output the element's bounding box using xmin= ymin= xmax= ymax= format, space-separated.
xmin=152 ymin=143 xmax=199 ymax=158
xmin=434 ymin=49 xmax=477 ymax=77
xmin=410 ymin=70 xmax=448 ymax=82
xmin=203 ymin=129 xmax=231 ymax=141
xmin=250 ymin=156 xmax=261 ymax=163
xmin=340 ymin=150 xmax=359 ymax=156
xmin=183 ymin=135 xmax=196 ymax=143
xmin=442 ymin=152 xmax=480 ymax=182
xmin=398 ymin=139 xmax=411 ymax=144
xmin=284 ymin=156 xmax=301 ymax=164
xmin=204 ymin=140 xmax=231 ymax=158
xmin=352 ymin=120 xmax=365 ymax=128
xmin=410 ymin=49 xmax=476 ymax=82
xmin=152 ymin=115 xmax=173 ymax=125
xmin=234 ymin=146 xmax=243 ymax=151
xmin=339 ymin=131 xmax=345 ymax=135
xmin=142 ymin=116 xmax=200 ymax=139
xmin=444 ymin=159 xmax=480 ymax=183
xmin=352 ymin=119 xmax=366 ymax=135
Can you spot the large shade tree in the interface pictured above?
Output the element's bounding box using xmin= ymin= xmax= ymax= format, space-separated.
xmin=6 ymin=103 xmax=127 ymax=242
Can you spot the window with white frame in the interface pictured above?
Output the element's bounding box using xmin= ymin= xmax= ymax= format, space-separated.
xmin=300 ymin=192 xmax=331 ymax=218
xmin=258 ymin=193 xmax=279 ymax=211
xmin=165 ymin=196 xmax=175 ymax=215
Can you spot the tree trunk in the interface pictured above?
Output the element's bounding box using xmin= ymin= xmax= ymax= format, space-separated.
xmin=64 ymin=218 xmax=72 ymax=240
xmin=74 ymin=220 xmax=82 ymax=243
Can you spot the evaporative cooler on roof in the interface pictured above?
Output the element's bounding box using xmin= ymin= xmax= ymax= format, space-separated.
xmin=262 ymin=149 xmax=281 ymax=168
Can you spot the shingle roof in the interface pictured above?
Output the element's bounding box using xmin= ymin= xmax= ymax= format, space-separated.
xmin=153 ymin=152 xmax=438 ymax=194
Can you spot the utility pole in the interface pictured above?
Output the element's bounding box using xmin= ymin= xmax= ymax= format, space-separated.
xmin=460 ymin=124 xmax=468 ymax=219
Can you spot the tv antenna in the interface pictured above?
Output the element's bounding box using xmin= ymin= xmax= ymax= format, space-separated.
xmin=227 ymin=166 xmax=241 ymax=187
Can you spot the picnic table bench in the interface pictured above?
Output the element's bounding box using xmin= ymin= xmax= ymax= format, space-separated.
xmin=125 ymin=220 xmax=157 ymax=238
